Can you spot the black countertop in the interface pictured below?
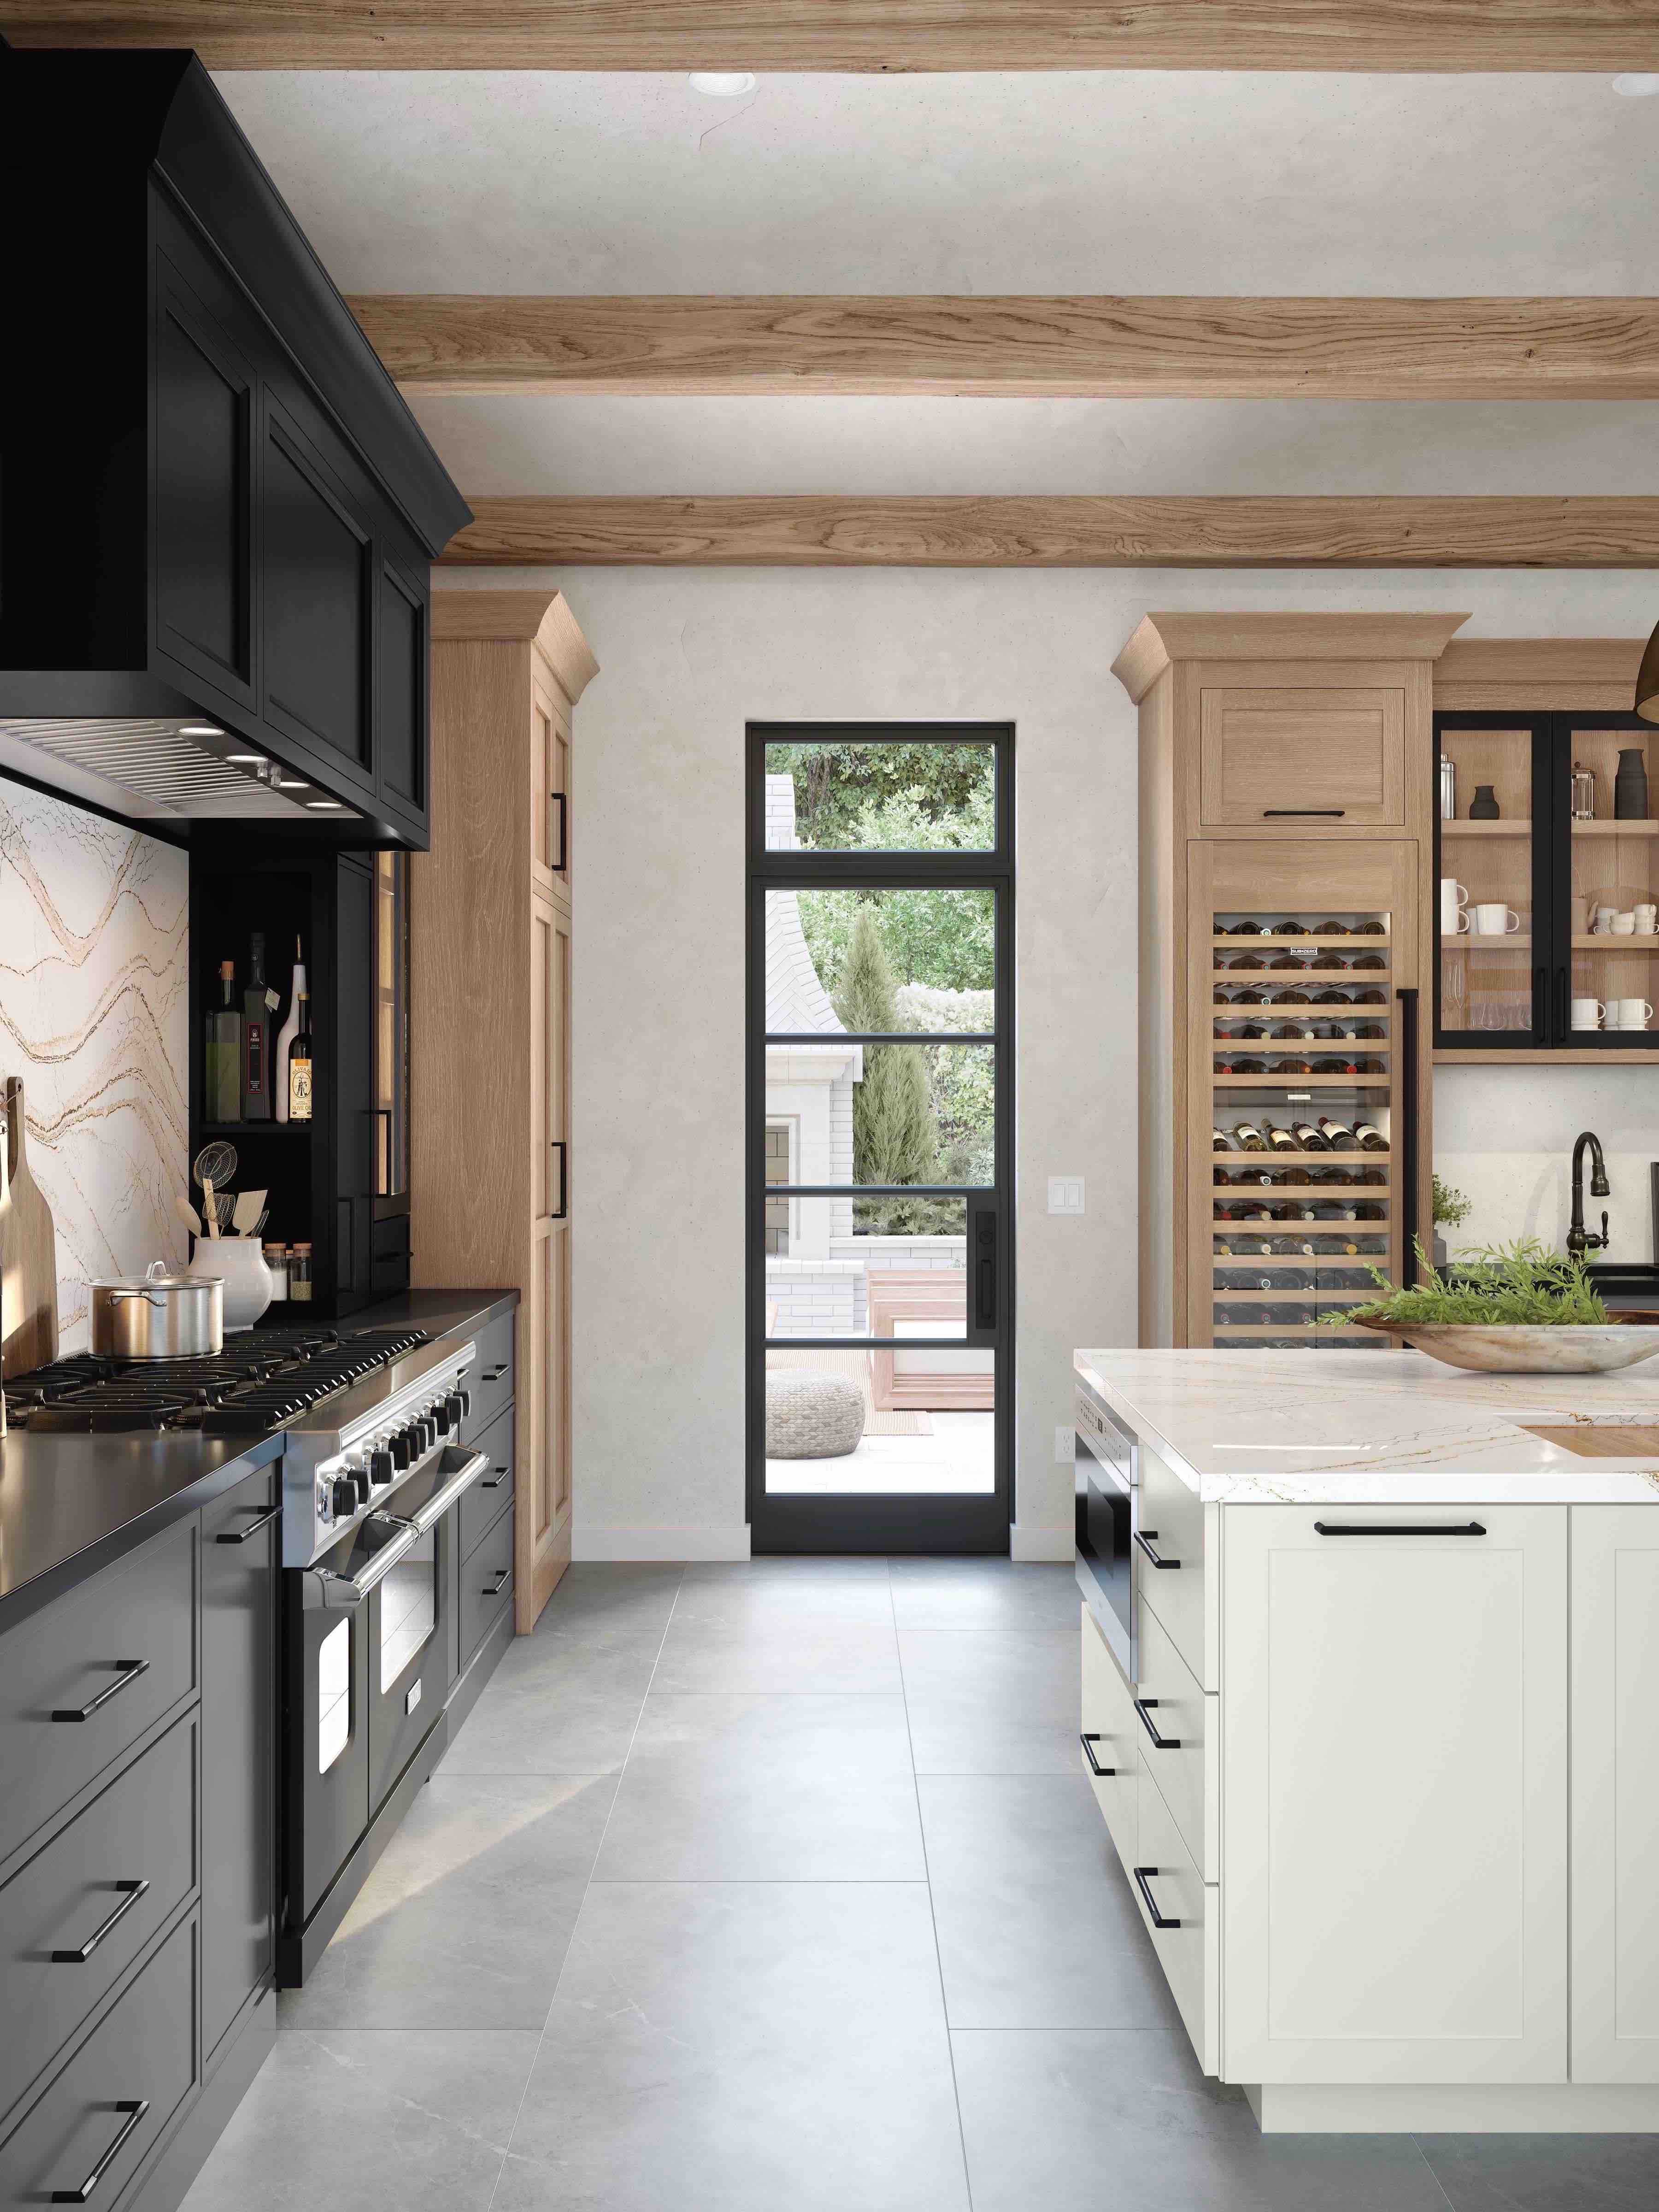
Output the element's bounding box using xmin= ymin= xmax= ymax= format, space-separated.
xmin=0 ymin=1288 xmax=517 ymax=1637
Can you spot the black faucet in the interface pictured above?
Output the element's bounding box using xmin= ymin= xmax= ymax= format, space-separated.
xmin=1567 ymin=1130 xmax=1612 ymax=1259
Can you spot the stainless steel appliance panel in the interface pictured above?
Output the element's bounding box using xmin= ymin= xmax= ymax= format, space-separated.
xmin=1075 ymin=1382 xmax=1138 ymax=1681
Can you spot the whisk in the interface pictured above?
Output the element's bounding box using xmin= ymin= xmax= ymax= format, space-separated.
xmin=192 ymin=1140 xmax=238 ymax=1242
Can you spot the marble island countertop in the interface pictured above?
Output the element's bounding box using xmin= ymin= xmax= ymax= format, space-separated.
xmin=1075 ymin=1347 xmax=1659 ymax=1504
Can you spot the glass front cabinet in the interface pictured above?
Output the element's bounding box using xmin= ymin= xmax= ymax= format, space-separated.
xmin=1435 ymin=713 xmax=1659 ymax=1053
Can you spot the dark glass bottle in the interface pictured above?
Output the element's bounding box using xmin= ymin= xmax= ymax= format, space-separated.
xmin=1269 ymin=952 xmax=1309 ymax=971
xmin=241 ymin=932 xmax=272 ymax=1121
xmin=1228 ymin=919 xmax=1265 ymax=935
xmin=206 ymin=960 xmax=241 ymax=1124
xmin=1351 ymin=919 xmax=1387 ymax=936
xmin=1349 ymin=951 xmax=1387 ymax=971
xmin=1231 ymin=986 xmax=1268 ymax=1006
xmin=1290 ymin=1120 xmax=1332 ymax=1152
xmin=1273 ymin=987 xmax=1312 ymax=1009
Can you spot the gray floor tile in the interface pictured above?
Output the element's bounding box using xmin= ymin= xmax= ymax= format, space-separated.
xmin=672 ymin=1557 xmax=896 ymax=1626
xmin=891 ymin=1559 xmax=1081 ymax=1632
xmin=529 ymin=1563 xmax=685 ymax=1651
xmin=1414 ymin=2133 xmax=1659 ymax=2210
xmin=919 ymin=1774 xmax=1182 ymax=2029
xmin=652 ymin=1615 xmax=904 ymax=1694
xmin=492 ymin=1881 xmax=969 ymax=2212
xmin=594 ymin=1692 xmax=924 ymax=1880
xmin=178 ymin=2029 xmax=539 ymax=2212
xmin=900 ymin=1625 xmax=1081 ymax=1773
xmin=278 ymin=1773 xmax=615 ymax=2030
xmin=952 ymin=2029 xmax=1453 ymax=2212
xmin=442 ymin=1637 xmax=656 ymax=1775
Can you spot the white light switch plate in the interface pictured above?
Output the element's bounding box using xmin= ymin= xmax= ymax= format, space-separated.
xmin=1047 ymin=1176 xmax=1085 ymax=1215
xmin=1054 ymin=1425 xmax=1074 ymax=1465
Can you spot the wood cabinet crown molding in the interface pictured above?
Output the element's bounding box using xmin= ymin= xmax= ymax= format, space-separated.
xmin=1434 ymin=636 xmax=1646 ymax=711
xmin=431 ymin=589 xmax=599 ymax=706
xmin=1113 ymin=611 xmax=1470 ymax=702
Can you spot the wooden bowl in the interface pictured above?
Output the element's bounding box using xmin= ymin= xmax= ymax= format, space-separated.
xmin=1350 ymin=1313 xmax=1659 ymax=1374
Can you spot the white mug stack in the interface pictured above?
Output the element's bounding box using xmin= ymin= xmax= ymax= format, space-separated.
xmin=1610 ymin=996 xmax=1655 ymax=1032
xmin=1572 ymin=997 xmax=1606 ymax=1031
xmin=1440 ymin=879 xmax=1470 ymax=937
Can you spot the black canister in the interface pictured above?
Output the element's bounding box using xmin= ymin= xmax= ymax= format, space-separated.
xmin=1615 ymin=747 xmax=1650 ymax=821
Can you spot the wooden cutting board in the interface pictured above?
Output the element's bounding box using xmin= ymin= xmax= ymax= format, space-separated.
xmin=0 ymin=1077 xmax=58 ymax=1377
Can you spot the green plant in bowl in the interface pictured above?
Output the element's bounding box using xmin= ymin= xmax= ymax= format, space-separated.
xmin=1329 ymin=1238 xmax=1612 ymax=1330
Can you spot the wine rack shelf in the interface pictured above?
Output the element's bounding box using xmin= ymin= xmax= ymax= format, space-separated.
xmin=1212 ymin=1073 xmax=1390 ymax=1088
xmin=1210 ymin=935 xmax=1390 ymax=950
xmin=1213 ymin=968 xmax=1392 ymax=984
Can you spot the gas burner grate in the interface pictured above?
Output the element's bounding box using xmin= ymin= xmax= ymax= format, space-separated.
xmin=27 ymin=1394 xmax=197 ymax=1433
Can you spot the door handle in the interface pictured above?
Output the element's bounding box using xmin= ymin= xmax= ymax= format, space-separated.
xmin=1133 ymin=1696 xmax=1182 ymax=1750
xmin=52 ymin=1880 xmax=151 ymax=1963
xmin=549 ymin=790 xmax=567 ymax=873
xmin=483 ymin=1569 xmax=510 ymax=1596
xmin=1262 ymin=808 xmax=1344 ymax=818
xmin=1134 ymin=1529 xmax=1181 ymax=1571
xmin=973 ymin=1207 xmax=996 ymax=1331
xmin=1314 ymin=1520 xmax=1486 ymax=1537
xmin=52 ymin=1659 xmax=149 ymax=1724
xmin=1555 ymin=968 xmax=1568 ymax=1045
xmin=1079 ymin=1732 xmax=1117 ymax=1778
xmin=216 ymin=1503 xmax=280 ymax=1545
xmin=551 ymin=1140 xmax=567 ymax=1221
xmin=1133 ymin=1866 xmax=1182 ymax=1930
xmin=50 ymin=2100 xmax=150 ymax=2201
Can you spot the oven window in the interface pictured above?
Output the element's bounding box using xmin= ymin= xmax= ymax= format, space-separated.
xmin=318 ymin=1618 xmax=352 ymax=1775
xmin=380 ymin=1528 xmax=438 ymax=1691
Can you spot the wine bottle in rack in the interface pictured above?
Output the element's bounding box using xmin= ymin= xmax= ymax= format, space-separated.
xmin=1317 ymin=1116 xmax=1359 ymax=1151
xmin=1212 ymin=1127 xmax=1234 ymax=1152
xmin=1234 ymin=1121 xmax=1269 ymax=1153
xmin=1355 ymin=1122 xmax=1388 ymax=1153
xmin=1290 ymin=1120 xmax=1331 ymax=1152
xmin=1265 ymin=1122 xmax=1298 ymax=1154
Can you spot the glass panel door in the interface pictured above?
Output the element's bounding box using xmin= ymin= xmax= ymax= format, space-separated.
xmin=749 ymin=727 xmax=1012 ymax=1555
xmin=1435 ymin=722 xmax=1544 ymax=1046
xmin=1562 ymin=720 xmax=1659 ymax=1048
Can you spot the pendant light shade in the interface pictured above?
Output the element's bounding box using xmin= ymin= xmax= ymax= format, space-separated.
xmin=1639 ymin=618 xmax=1659 ymax=724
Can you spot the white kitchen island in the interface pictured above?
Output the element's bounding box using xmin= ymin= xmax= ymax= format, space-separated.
xmin=1075 ymin=1346 xmax=1659 ymax=2135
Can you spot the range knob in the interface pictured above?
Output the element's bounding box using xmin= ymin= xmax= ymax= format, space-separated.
xmin=369 ymin=1448 xmax=394 ymax=1488
xmin=328 ymin=1475 xmax=358 ymax=1520
xmin=458 ymin=1387 xmax=472 ymax=1420
xmin=444 ymin=1391 xmax=465 ymax=1432
xmin=351 ymin=1465 xmax=372 ymax=1506
xmin=389 ymin=1430 xmax=411 ymax=1472
xmin=434 ymin=1398 xmax=453 ymax=1437
xmin=415 ymin=1415 xmax=435 ymax=1454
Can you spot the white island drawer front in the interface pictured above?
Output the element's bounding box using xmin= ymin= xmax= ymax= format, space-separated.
xmin=1080 ymin=1603 xmax=1137 ymax=1873
xmin=1222 ymin=1503 xmax=1567 ymax=2087
xmin=1138 ymin=1442 xmax=1216 ymax=1691
xmin=1132 ymin=1762 xmax=1218 ymax=2076
xmin=1136 ymin=1600 xmax=1217 ymax=1881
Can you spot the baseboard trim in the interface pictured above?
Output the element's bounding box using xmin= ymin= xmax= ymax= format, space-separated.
xmin=1011 ymin=1521 xmax=1073 ymax=1563
xmin=572 ymin=1522 xmax=753 ymax=1562
xmin=1245 ymin=2079 xmax=1659 ymax=2134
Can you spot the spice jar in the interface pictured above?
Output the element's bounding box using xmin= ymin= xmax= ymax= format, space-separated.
xmin=263 ymin=1242 xmax=288 ymax=1300
xmin=289 ymin=1241 xmax=313 ymax=1302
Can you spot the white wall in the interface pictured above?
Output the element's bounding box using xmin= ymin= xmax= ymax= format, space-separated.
xmin=437 ymin=566 xmax=1659 ymax=1560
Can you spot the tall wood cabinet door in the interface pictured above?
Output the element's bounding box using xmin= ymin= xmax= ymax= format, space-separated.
xmin=529 ymin=666 xmax=572 ymax=904
xmin=522 ymin=894 xmax=571 ymax=1628
xmin=1571 ymin=1507 xmax=1659 ymax=2083
xmin=1222 ymin=1504 xmax=1567 ymax=2085
xmin=1199 ymin=687 xmax=1406 ymax=829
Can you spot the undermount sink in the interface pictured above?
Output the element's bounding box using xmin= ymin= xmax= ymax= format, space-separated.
xmin=1585 ymin=1264 xmax=1659 ymax=1310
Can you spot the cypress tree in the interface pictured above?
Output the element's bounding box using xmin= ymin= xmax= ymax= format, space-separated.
xmin=837 ymin=905 xmax=939 ymax=1224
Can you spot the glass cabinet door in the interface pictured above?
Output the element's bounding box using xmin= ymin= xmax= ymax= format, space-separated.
xmin=1435 ymin=721 xmax=1546 ymax=1046
xmin=1561 ymin=720 xmax=1659 ymax=1049
xmin=373 ymin=849 xmax=409 ymax=1211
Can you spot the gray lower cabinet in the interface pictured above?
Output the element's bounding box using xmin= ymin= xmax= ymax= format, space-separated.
xmin=200 ymin=1466 xmax=278 ymax=2066
xmin=460 ymin=1507 xmax=515 ymax=1669
xmin=0 ymin=1912 xmax=198 ymax=2210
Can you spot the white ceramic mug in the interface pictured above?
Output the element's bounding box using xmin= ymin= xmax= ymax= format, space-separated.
xmin=1638 ymin=903 xmax=1658 ymax=935
xmin=1440 ymin=878 xmax=1470 ymax=936
xmin=1613 ymin=911 xmax=1637 ymax=935
xmin=1612 ymin=997 xmax=1655 ymax=1030
xmin=1571 ymin=997 xmax=1606 ymax=1030
xmin=1470 ymin=903 xmax=1522 ymax=935
xmin=1593 ymin=905 xmax=1617 ymax=934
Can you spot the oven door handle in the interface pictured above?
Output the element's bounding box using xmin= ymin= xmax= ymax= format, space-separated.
xmin=407 ymin=1449 xmax=491 ymax=1535
xmin=304 ymin=1517 xmax=421 ymax=1610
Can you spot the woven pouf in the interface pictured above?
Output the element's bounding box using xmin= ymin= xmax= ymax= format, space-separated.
xmin=765 ymin=1368 xmax=867 ymax=1458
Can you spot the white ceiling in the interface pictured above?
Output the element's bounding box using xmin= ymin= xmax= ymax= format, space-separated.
xmin=217 ymin=71 xmax=1659 ymax=499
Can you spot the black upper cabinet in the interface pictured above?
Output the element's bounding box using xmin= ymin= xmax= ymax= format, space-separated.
xmin=0 ymin=50 xmax=471 ymax=850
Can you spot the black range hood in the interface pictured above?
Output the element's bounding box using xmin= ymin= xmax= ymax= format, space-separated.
xmin=0 ymin=47 xmax=471 ymax=847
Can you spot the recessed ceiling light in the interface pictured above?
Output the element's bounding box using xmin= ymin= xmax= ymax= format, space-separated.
xmin=1613 ymin=73 xmax=1659 ymax=95
xmin=179 ymin=723 xmax=224 ymax=738
xmin=689 ymin=71 xmax=757 ymax=97
xmin=226 ymin=753 xmax=266 ymax=766
xmin=305 ymin=800 xmax=345 ymax=811
xmin=276 ymin=778 xmax=308 ymax=790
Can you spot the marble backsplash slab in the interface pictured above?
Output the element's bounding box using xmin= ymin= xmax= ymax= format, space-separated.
xmin=0 ymin=778 xmax=188 ymax=1355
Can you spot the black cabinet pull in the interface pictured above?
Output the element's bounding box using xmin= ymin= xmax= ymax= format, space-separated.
xmin=52 ymin=1659 xmax=149 ymax=1724
xmin=1555 ymin=968 xmax=1568 ymax=1043
xmin=551 ymin=1139 xmax=567 ymax=1221
xmin=1133 ymin=1866 xmax=1182 ymax=1930
xmin=1263 ymin=808 xmax=1344 ymax=818
xmin=481 ymin=1366 xmax=507 ymax=1383
xmin=51 ymin=2098 xmax=150 ymax=2202
xmin=216 ymin=1504 xmax=280 ymax=1545
xmin=1313 ymin=1520 xmax=1486 ymax=1537
xmin=549 ymin=789 xmax=567 ymax=873
xmin=1080 ymin=1732 xmax=1117 ymax=1778
xmin=52 ymin=1879 xmax=150 ymax=1963
xmin=1134 ymin=1529 xmax=1180 ymax=1571
xmin=481 ymin=1468 xmax=508 ymax=1489
xmin=1133 ymin=1696 xmax=1182 ymax=1751
xmin=483 ymin=1569 xmax=510 ymax=1596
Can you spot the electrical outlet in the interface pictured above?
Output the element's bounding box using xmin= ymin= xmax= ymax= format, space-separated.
xmin=1048 ymin=1176 xmax=1085 ymax=1215
xmin=1054 ymin=1424 xmax=1073 ymax=1465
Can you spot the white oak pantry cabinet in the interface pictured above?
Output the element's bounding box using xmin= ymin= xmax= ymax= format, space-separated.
xmin=1082 ymin=1471 xmax=1659 ymax=2131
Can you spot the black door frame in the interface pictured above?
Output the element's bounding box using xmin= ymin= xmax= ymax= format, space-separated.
xmin=746 ymin=722 xmax=1015 ymax=1555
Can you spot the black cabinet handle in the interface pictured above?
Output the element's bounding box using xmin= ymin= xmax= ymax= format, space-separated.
xmin=52 ymin=1880 xmax=150 ymax=1963
xmin=481 ymin=1467 xmax=509 ymax=1489
xmin=1134 ymin=1529 xmax=1180 ymax=1571
xmin=1133 ymin=1696 xmax=1182 ymax=1750
xmin=481 ymin=1365 xmax=507 ymax=1383
xmin=1263 ymin=808 xmax=1344 ymax=818
xmin=1555 ymin=968 xmax=1568 ymax=1044
xmin=1133 ymin=1866 xmax=1182 ymax=1930
xmin=1313 ymin=1520 xmax=1486 ymax=1537
xmin=216 ymin=1504 xmax=280 ymax=1545
xmin=483 ymin=1569 xmax=510 ymax=1595
xmin=372 ymin=1106 xmax=394 ymax=1198
xmin=52 ymin=1659 xmax=149 ymax=1724
xmin=551 ymin=1139 xmax=567 ymax=1221
xmin=51 ymin=2098 xmax=150 ymax=2202
xmin=550 ymin=789 xmax=567 ymax=873
xmin=1531 ymin=966 xmax=1547 ymax=1050
xmin=1080 ymin=1732 xmax=1117 ymax=1777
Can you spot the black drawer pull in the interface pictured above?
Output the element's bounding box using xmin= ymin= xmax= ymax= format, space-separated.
xmin=1079 ymin=1732 xmax=1117 ymax=1778
xmin=52 ymin=1879 xmax=150 ymax=1963
xmin=481 ymin=1366 xmax=507 ymax=1383
xmin=481 ymin=1468 xmax=509 ymax=1489
xmin=1134 ymin=1696 xmax=1182 ymax=1751
xmin=1313 ymin=1521 xmax=1487 ymax=1537
xmin=216 ymin=1504 xmax=280 ymax=1545
xmin=51 ymin=2098 xmax=150 ymax=2202
xmin=1134 ymin=1529 xmax=1180 ymax=1570
xmin=1133 ymin=1866 xmax=1182 ymax=1930
xmin=483 ymin=1569 xmax=510 ymax=1595
xmin=1263 ymin=808 xmax=1345 ymax=818
xmin=52 ymin=1659 xmax=149 ymax=1724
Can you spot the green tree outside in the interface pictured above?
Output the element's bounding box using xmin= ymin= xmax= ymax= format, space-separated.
xmin=835 ymin=907 xmax=942 ymax=1232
